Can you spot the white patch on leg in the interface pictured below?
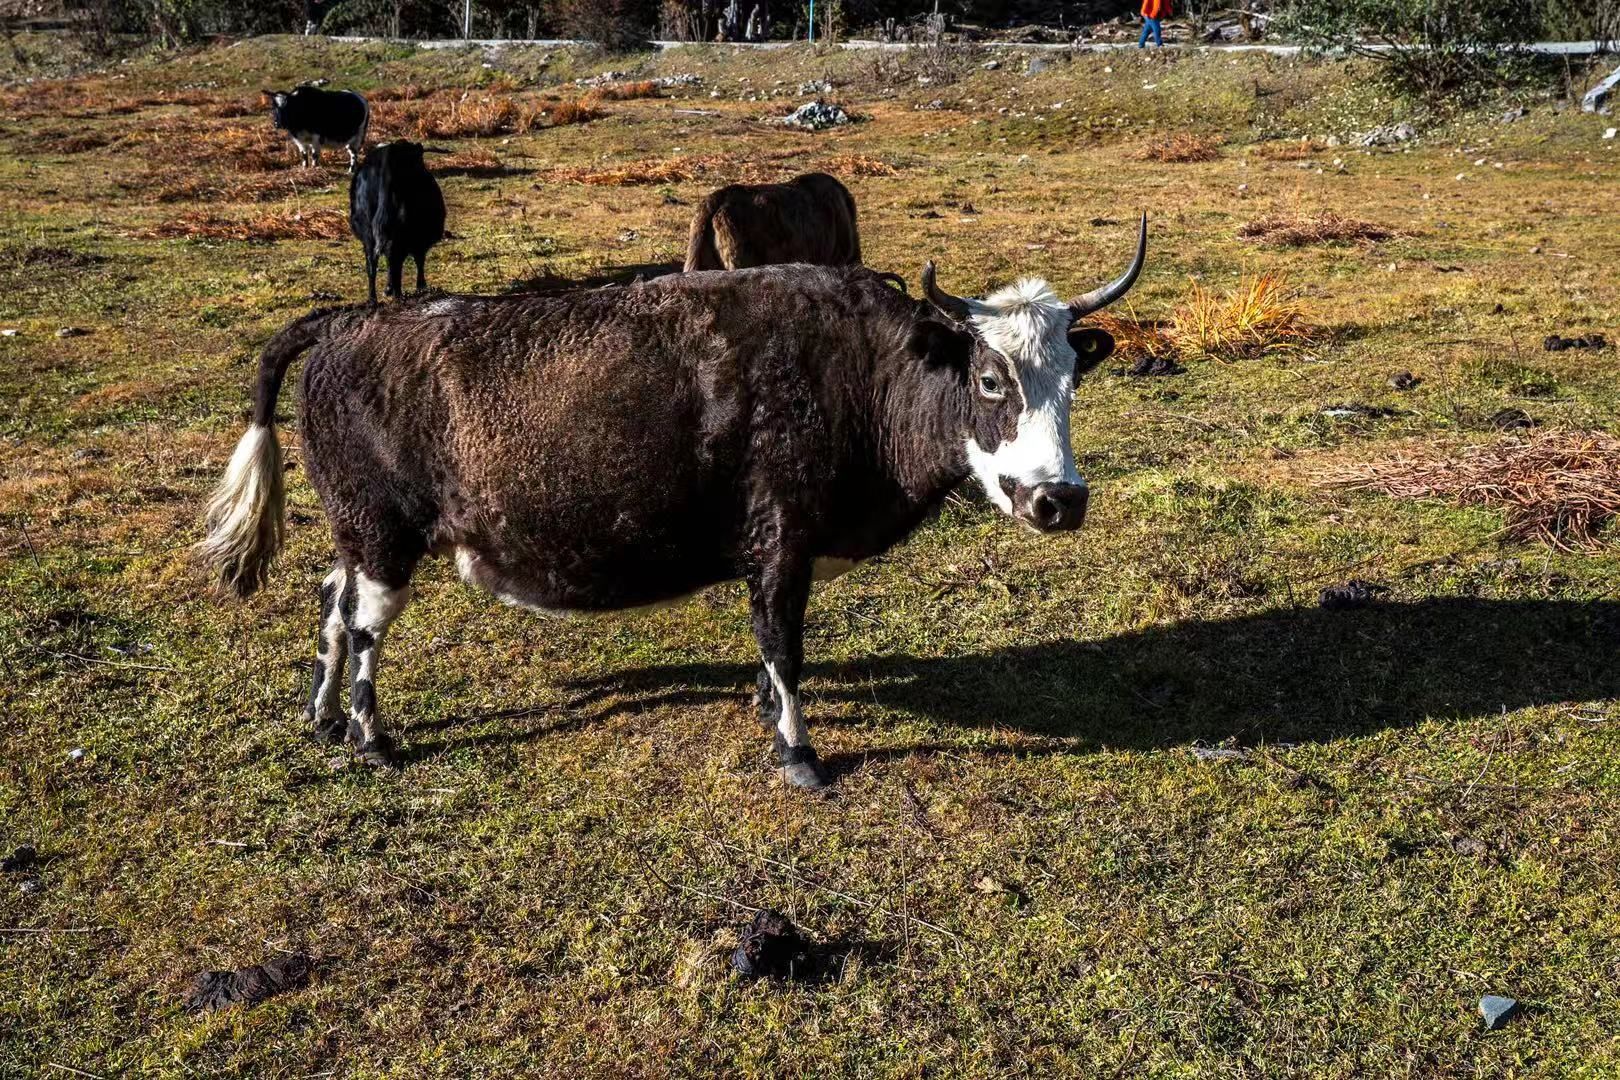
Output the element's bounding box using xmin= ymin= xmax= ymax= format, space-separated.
xmin=311 ymin=564 xmax=348 ymax=720
xmin=352 ymin=571 xmax=410 ymax=635
xmin=765 ymin=660 xmax=808 ymax=748
xmin=347 ymin=570 xmax=410 ymax=743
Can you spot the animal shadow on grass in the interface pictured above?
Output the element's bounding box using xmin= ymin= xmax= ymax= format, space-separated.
xmin=544 ymin=599 xmax=1620 ymax=769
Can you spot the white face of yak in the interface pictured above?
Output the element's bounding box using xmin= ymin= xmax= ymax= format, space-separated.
xmin=955 ymin=279 xmax=1116 ymax=533
xmin=923 ymin=214 xmax=1145 ymax=533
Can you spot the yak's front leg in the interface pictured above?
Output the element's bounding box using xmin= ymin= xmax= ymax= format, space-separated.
xmin=343 ymin=567 xmax=412 ymax=768
xmin=748 ymin=547 xmax=828 ymax=790
xmin=302 ymin=564 xmax=349 ymax=745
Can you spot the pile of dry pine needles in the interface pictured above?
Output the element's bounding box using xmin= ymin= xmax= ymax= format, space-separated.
xmin=1321 ymin=430 xmax=1620 ymax=551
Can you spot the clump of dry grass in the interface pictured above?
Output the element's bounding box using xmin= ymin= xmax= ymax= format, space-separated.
xmin=585 ymin=80 xmax=660 ymax=102
xmin=546 ymin=98 xmax=605 ymax=127
xmin=377 ymin=92 xmax=551 ymax=139
xmin=1134 ymin=133 xmax=1222 ymax=163
xmin=43 ymin=131 xmax=114 ymax=154
xmin=1170 ymin=274 xmax=1313 ymax=360
xmin=1320 ymin=431 xmax=1620 ymax=551
xmin=545 ymin=156 xmax=708 ymax=185
xmin=1087 ymin=309 xmax=1177 ymax=361
xmin=819 ymin=153 xmax=900 ymax=177
xmin=128 ymin=209 xmax=349 ymax=241
xmin=432 ymin=147 xmax=506 ymax=176
xmin=1237 ymin=211 xmax=1395 ymax=246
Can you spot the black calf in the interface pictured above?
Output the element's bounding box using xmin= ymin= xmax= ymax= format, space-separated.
xmin=347 ymin=141 xmax=447 ymax=305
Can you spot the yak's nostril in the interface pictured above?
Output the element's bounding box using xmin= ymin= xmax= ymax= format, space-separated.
xmin=1028 ymin=482 xmax=1088 ymax=531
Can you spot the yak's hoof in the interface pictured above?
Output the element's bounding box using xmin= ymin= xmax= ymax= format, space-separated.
xmin=781 ymin=760 xmax=830 ymax=790
xmin=354 ymin=734 xmax=398 ymax=769
xmin=305 ymin=711 xmax=347 ymax=746
xmin=776 ymin=742 xmax=829 ymax=790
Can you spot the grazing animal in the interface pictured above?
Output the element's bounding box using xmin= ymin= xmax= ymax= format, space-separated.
xmin=264 ymin=86 xmax=370 ymax=172
xmin=684 ymin=171 xmax=861 ymax=272
xmin=349 ymin=141 xmax=447 ymax=305
xmin=199 ymin=216 xmax=1146 ymax=787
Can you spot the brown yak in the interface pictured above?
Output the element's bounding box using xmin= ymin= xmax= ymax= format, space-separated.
xmin=684 ymin=172 xmax=861 ymax=272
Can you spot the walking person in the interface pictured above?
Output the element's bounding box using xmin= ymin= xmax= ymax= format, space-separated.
xmin=1139 ymin=0 xmax=1168 ymax=47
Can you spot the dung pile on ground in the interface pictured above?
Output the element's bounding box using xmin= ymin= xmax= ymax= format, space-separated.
xmin=1544 ymin=333 xmax=1607 ymax=351
xmin=1237 ymin=211 xmax=1395 ymax=246
xmin=731 ymin=909 xmax=813 ymax=979
xmin=1320 ymin=430 xmax=1620 ymax=551
xmin=183 ymin=953 xmax=313 ymax=1013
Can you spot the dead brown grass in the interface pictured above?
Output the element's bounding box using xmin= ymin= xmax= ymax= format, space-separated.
xmin=1238 ymin=211 xmax=1395 ymax=246
xmin=1170 ymin=273 xmax=1313 ymax=360
xmin=375 ymin=92 xmax=551 ymax=139
xmin=547 ymin=98 xmax=605 ymax=127
xmin=43 ymin=132 xmax=114 ymax=154
xmin=130 ymin=167 xmax=335 ymax=204
xmin=1088 ymin=309 xmax=1177 ymax=361
xmin=819 ymin=153 xmax=900 ymax=177
xmin=1320 ymin=431 xmax=1620 ymax=551
xmin=128 ymin=209 xmax=349 ymax=241
xmin=540 ymin=150 xmax=844 ymax=187
xmin=1134 ymin=133 xmax=1222 ymax=163
xmin=585 ymin=80 xmax=660 ymax=102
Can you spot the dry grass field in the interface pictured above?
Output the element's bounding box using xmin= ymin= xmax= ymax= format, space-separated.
xmin=2 ymin=34 xmax=1620 ymax=1077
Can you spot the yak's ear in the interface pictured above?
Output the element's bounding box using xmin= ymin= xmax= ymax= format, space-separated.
xmin=908 ymin=319 xmax=972 ymax=371
xmin=1068 ymin=326 xmax=1114 ymax=376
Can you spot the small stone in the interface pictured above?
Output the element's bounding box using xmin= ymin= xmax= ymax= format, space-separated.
xmin=1191 ymin=746 xmax=1249 ymax=763
xmin=1026 ymin=57 xmax=1050 ymax=75
xmin=0 ymin=329 xmax=18 ymax=337
xmin=1480 ymin=995 xmax=1518 ymax=1030
xmin=1499 ymin=105 xmax=1527 ymax=123
xmin=56 ymin=326 xmax=89 ymax=338
xmin=67 ymin=747 xmax=86 ymax=763
xmin=1389 ymin=370 xmax=1421 ymax=390
xmin=18 ymin=878 xmax=42 ymax=895
xmin=982 ymin=59 xmax=1000 ymax=70
xmin=1606 ymin=128 xmax=1618 ymax=140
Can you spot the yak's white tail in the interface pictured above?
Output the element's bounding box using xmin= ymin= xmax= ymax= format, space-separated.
xmin=197 ymin=424 xmax=285 ymax=597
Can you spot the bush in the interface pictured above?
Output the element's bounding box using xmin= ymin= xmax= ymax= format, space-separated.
xmin=1279 ymin=0 xmax=1545 ymax=100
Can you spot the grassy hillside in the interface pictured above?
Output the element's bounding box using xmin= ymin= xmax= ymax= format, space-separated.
xmin=2 ymin=36 xmax=1618 ymax=1077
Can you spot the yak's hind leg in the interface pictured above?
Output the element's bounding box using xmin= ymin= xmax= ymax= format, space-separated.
xmin=302 ymin=564 xmax=350 ymax=745
xmin=342 ymin=566 xmax=413 ymax=767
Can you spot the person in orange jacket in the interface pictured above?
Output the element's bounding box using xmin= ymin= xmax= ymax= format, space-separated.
xmin=1139 ymin=0 xmax=1169 ymax=47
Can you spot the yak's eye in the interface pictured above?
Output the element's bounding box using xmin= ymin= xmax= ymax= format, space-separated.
xmin=978 ymin=372 xmax=1003 ymax=399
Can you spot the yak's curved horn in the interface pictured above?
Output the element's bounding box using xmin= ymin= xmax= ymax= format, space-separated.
xmin=1069 ymin=211 xmax=1147 ymax=318
xmin=921 ymin=261 xmax=971 ymax=321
